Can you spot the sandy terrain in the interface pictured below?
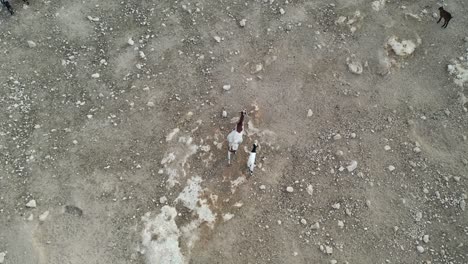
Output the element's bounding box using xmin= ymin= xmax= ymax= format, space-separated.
xmin=0 ymin=0 xmax=467 ymax=263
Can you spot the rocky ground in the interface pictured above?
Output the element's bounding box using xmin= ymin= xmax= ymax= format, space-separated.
xmin=0 ymin=0 xmax=467 ymax=263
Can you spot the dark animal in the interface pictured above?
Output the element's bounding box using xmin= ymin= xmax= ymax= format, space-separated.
xmin=1 ymin=0 xmax=30 ymax=16
xmin=1 ymin=0 xmax=14 ymax=15
xmin=437 ymin=7 xmax=452 ymax=28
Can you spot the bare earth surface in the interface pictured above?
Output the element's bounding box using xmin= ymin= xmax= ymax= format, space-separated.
xmin=0 ymin=0 xmax=467 ymax=263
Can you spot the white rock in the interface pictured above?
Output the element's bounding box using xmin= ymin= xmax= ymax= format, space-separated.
xmin=331 ymin=203 xmax=341 ymax=210
xmin=387 ymin=36 xmax=416 ymax=56
xmin=27 ymin=214 xmax=34 ymax=221
xmin=159 ymin=196 xmax=167 ymax=204
xmin=335 ymin=150 xmax=344 ymax=156
xmin=139 ymin=51 xmax=146 ymax=60
xmin=259 ymin=185 xmax=266 ymax=190
xmin=432 ymin=12 xmax=438 ymax=18
xmin=306 ymin=185 xmax=314 ymax=196
xmin=464 ymin=37 xmax=468 ymax=43
xmin=413 ymin=147 xmax=421 ymax=153
xmin=279 ymin=8 xmax=285 ymax=15
xmin=337 ymin=220 xmax=344 ymax=228
xmin=300 ymin=218 xmax=307 ymax=225
xmin=384 ymin=145 xmax=391 ymax=151
xmin=347 ymin=60 xmax=363 ymax=74
xmin=87 ymin=16 xmax=100 ymax=22
xmin=347 ymin=160 xmax=358 ymax=172
xmin=239 ymin=19 xmax=247 ymax=27
xmin=333 ymin=134 xmax=342 ymax=140
xmin=415 ymin=211 xmax=423 ymax=221
xmin=27 ymin=40 xmax=37 ymax=48
xmin=72 ymin=140 xmax=78 ymax=145
xmin=286 ymin=186 xmax=294 ymax=193
xmin=26 ymin=200 xmax=36 ymax=208
xmin=307 ymin=109 xmax=313 ymax=117
xmin=222 ymin=84 xmax=231 ymax=91
xmin=423 ymin=235 xmax=429 ymax=243
xmin=350 ymin=133 xmax=356 ymax=138
xmin=371 ymin=0 xmax=385 ymax=11
xmin=388 ymin=165 xmax=395 ymax=172
xmin=223 ymin=213 xmax=234 ymax=222
xmin=214 ymin=36 xmax=221 ymax=43
xmin=460 ymin=200 xmax=466 ymax=211
xmin=91 ymin=73 xmax=100 ymax=78
xmin=0 ymin=252 xmax=5 ymax=264
xmin=39 ymin=211 xmax=49 ymax=222
xmin=127 ymin=38 xmax=135 ymax=46
xmin=311 ymin=222 xmax=320 ymax=230
xmin=335 ymin=16 xmax=347 ymax=24
xmin=416 ymin=245 xmax=425 ymax=253
xmin=325 ymin=245 xmax=333 ymax=254
xmin=330 ymin=260 xmax=337 ymax=264
xmin=147 ymin=101 xmax=155 ymax=107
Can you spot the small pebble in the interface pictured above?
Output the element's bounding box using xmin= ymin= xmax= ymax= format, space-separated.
xmin=388 ymin=165 xmax=395 ymax=172
xmin=259 ymin=185 xmax=266 ymax=190
xmin=91 ymin=73 xmax=100 ymax=78
xmin=347 ymin=160 xmax=358 ymax=172
xmin=26 ymin=200 xmax=37 ymax=208
xmin=27 ymin=40 xmax=37 ymax=48
xmin=286 ymin=186 xmax=294 ymax=193
xmin=417 ymin=245 xmax=425 ymax=253
xmin=333 ymin=134 xmax=342 ymax=140
xmin=423 ymin=235 xmax=429 ymax=243
xmin=39 ymin=211 xmax=49 ymax=222
xmin=332 ymin=203 xmax=341 ymax=209
xmin=413 ymin=147 xmax=421 ymax=153
xmin=127 ymin=38 xmax=135 ymax=46
xmin=222 ymin=110 xmax=228 ymax=118
xmin=223 ymin=84 xmax=231 ymax=91
xmin=337 ymin=220 xmax=344 ymax=228
xmin=279 ymin=7 xmax=285 ymax=14
xmin=307 ymin=109 xmax=313 ymax=117
xmin=239 ymin=19 xmax=247 ymax=27
xmin=214 ymin=36 xmax=221 ymax=43
xmin=311 ymin=222 xmax=320 ymax=230
xmin=300 ymin=219 xmax=307 ymax=225
xmin=0 ymin=252 xmax=6 ymax=264
xmin=384 ymin=145 xmax=391 ymax=151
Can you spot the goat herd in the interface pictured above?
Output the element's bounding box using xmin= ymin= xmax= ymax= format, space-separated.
xmin=227 ymin=111 xmax=258 ymax=176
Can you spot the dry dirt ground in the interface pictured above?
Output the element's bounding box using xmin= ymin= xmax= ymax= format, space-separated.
xmin=0 ymin=0 xmax=468 ymax=263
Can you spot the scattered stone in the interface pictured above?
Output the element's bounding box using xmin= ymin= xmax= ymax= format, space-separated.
xmin=277 ymin=220 xmax=282 ymax=225
xmin=293 ymin=252 xmax=298 ymax=256
xmin=64 ymin=205 xmax=83 ymax=217
xmin=413 ymin=147 xmax=421 ymax=153
xmin=87 ymin=16 xmax=100 ymax=22
xmin=239 ymin=19 xmax=247 ymax=27
xmin=39 ymin=211 xmax=49 ymax=222
xmin=347 ymin=59 xmax=363 ymax=75
xmin=223 ymin=84 xmax=231 ymax=91
xmin=159 ymin=196 xmax=167 ymax=204
xmin=371 ymin=0 xmax=385 ymax=11
xmin=127 ymin=38 xmax=135 ymax=46
xmin=415 ymin=211 xmax=423 ymax=222
xmin=453 ymin=176 xmax=461 ymax=182
xmin=333 ymin=134 xmax=342 ymax=140
xmin=332 ymin=203 xmax=341 ymax=210
xmin=307 ymin=109 xmax=313 ymax=117
xmin=335 ymin=150 xmax=344 ymax=156
xmin=387 ymin=36 xmax=416 ymax=56
xmin=338 ymin=220 xmax=344 ymax=228
xmin=423 ymin=235 xmax=429 ymax=243
xmin=347 ymin=160 xmax=358 ymax=172
xmin=417 ymin=245 xmax=425 ymax=253
xmin=325 ymin=246 xmax=333 ymax=254
xmin=350 ymin=133 xmax=356 ymax=138
xmin=253 ymin=64 xmax=263 ymax=73
xmin=388 ymin=165 xmax=395 ymax=172
xmin=330 ymin=260 xmax=338 ymax=264
xmin=460 ymin=200 xmax=466 ymax=211
xmin=259 ymin=185 xmax=266 ymax=190
xmin=366 ymin=200 xmax=371 ymax=207
xmin=72 ymin=140 xmax=78 ymax=145
xmin=27 ymin=214 xmax=33 ymax=221
xmin=384 ymin=145 xmax=391 ymax=151
xmin=26 ymin=200 xmax=37 ymax=208
xmin=223 ymin=213 xmax=234 ymax=222
xmin=147 ymin=101 xmax=155 ymax=107
xmin=27 ymin=40 xmax=37 ymax=48
xmin=306 ymin=185 xmax=314 ymax=195
xmin=286 ymin=186 xmax=294 ymax=193
xmin=345 ymin=208 xmax=352 ymax=216
xmin=0 ymin=252 xmax=5 ymax=264
xmin=222 ymin=110 xmax=228 ymax=118
xmin=335 ymin=16 xmax=346 ymax=25
xmin=91 ymin=73 xmax=100 ymax=78
xmin=432 ymin=12 xmax=438 ymax=18
xmin=213 ymin=36 xmax=221 ymax=43
xmin=300 ymin=219 xmax=307 ymax=225
xmin=311 ymin=222 xmax=320 ymax=230
xmin=279 ymin=8 xmax=285 ymax=15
